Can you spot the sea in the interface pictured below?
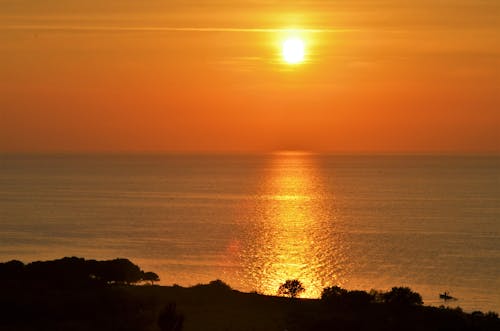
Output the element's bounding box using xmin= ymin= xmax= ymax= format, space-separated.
xmin=1 ymin=153 xmax=499 ymax=312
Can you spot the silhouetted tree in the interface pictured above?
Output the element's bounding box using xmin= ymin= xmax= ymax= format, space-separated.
xmin=6 ymin=257 xmax=152 ymax=286
xmin=344 ymin=290 xmax=374 ymax=306
xmin=158 ymin=303 xmax=184 ymax=331
xmin=142 ymin=271 xmax=160 ymax=285
xmin=321 ymin=285 xmax=348 ymax=303
xmin=321 ymin=286 xmax=374 ymax=306
xmin=278 ymin=279 xmax=305 ymax=298
xmin=25 ymin=257 xmax=91 ymax=286
xmin=369 ymin=289 xmax=385 ymax=303
xmin=96 ymin=258 xmax=143 ymax=284
xmin=383 ymin=286 xmax=423 ymax=306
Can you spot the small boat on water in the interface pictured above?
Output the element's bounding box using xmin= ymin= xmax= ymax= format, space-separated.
xmin=439 ymin=292 xmax=456 ymax=301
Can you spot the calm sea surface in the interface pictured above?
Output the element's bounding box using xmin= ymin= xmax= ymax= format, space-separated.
xmin=1 ymin=154 xmax=499 ymax=311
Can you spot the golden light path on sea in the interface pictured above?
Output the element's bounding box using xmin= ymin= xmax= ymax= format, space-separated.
xmin=238 ymin=152 xmax=348 ymax=298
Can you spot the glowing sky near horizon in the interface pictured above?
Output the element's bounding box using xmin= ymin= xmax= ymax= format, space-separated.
xmin=0 ymin=0 xmax=499 ymax=153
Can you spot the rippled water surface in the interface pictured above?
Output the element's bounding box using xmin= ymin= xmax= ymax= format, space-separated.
xmin=1 ymin=154 xmax=499 ymax=311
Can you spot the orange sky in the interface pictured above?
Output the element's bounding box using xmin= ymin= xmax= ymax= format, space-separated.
xmin=1 ymin=1 xmax=499 ymax=153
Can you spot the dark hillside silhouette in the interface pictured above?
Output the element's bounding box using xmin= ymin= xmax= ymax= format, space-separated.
xmin=158 ymin=303 xmax=184 ymax=331
xmin=0 ymin=257 xmax=498 ymax=331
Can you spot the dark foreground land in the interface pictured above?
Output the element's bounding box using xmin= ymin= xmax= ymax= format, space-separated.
xmin=0 ymin=258 xmax=498 ymax=331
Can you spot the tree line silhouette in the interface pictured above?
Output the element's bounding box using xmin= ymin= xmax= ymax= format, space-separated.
xmin=277 ymin=279 xmax=424 ymax=307
xmin=0 ymin=257 xmax=159 ymax=286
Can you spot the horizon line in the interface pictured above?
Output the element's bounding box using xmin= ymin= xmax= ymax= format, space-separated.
xmin=1 ymin=151 xmax=499 ymax=157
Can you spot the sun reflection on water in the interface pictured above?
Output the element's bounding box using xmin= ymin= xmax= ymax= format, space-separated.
xmin=238 ymin=153 xmax=349 ymax=298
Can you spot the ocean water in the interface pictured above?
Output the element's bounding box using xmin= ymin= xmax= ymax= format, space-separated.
xmin=0 ymin=154 xmax=499 ymax=312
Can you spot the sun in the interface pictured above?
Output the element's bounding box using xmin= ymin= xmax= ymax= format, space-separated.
xmin=282 ymin=37 xmax=305 ymax=64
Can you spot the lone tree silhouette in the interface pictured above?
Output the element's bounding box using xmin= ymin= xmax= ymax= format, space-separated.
xmin=278 ymin=279 xmax=305 ymax=298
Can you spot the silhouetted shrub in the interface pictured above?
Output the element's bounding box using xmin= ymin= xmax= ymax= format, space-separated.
xmin=158 ymin=303 xmax=184 ymax=331
xmin=191 ymin=279 xmax=233 ymax=299
xmin=278 ymin=279 xmax=305 ymax=298
xmin=207 ymin=279 xmax=232 ymax=291
xmin=383 ymin=286 xmax=423 ymax=306
xmin=485 ymin=311 xmax=499 ymax=319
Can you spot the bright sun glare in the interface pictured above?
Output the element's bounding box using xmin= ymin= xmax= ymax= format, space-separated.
xmin=282 ymin=37 xmax=305 ymax=64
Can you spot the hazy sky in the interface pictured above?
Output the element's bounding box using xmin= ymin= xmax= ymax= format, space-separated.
xmin=1 ymin=0 xmax=499 ymax=153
